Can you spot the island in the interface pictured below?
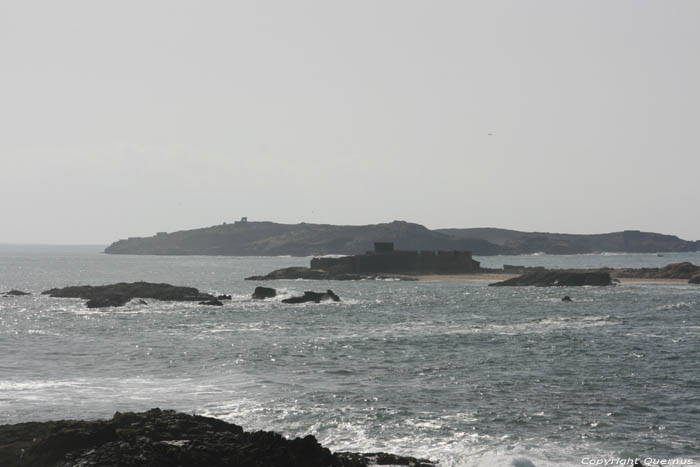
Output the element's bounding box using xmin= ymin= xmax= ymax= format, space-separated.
xmin=103 ymin=219 xmax=700 ymax=257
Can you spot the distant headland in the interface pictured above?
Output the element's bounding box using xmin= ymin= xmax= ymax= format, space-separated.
xmin=104 ymin=219 xmax=700 ymax=257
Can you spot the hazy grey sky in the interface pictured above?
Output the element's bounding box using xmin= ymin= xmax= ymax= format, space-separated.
xmin=2 ymin=1 xmax=699 ymax=244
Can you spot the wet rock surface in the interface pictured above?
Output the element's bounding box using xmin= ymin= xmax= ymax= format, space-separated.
xmin=0 ymin=408 xmax=435 ymax=467
xmin=42 ymin=282 xmax=216 ymax=308
xmin=490 ymin=271 xmax=613 ymax=287
xmin=282 ymin=290 xmax=341 ymax=304
xmin=252 ymin=286 xmax=277 ymax=299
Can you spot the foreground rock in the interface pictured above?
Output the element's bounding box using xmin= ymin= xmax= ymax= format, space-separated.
xmin=0 ymin=408 xmax=434 ymax=467
xmin=42 ymin=282 xmax=216 ymax=308
xmin=252 ymin=286 xmax=277 ymax=299
xmin=282 ymin=290 xmax=341 ymax=304
xmin=245 ymin=266 xmax=416 ymax=281
xmin=2 ymin=290 xmax=31 ymax=296
xmin=489 ymin=271 xmax=613 ymax=287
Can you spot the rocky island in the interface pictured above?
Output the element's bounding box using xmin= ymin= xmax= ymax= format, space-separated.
xmin=0 ymin=408 xmax=434 ymax=467
xmin=489 ymin=271 xmax=614 ymax=287
xmin=42 ymin=282 xmax=219 ymax=308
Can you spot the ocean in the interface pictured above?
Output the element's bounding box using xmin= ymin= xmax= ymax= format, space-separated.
xmin=1 ymin=245 xmax=699 ymax=466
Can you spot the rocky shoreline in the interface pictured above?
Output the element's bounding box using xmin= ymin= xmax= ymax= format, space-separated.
xmin=246 ymin=262 xmax=700 ymax=285
xmin=0 ymin=408 xmax=434 ymax=467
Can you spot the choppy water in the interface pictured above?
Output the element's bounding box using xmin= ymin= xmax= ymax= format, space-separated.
xmin=1 ymin=246 xmax=699 ymax=466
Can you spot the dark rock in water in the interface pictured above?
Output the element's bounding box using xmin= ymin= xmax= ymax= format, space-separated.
xmin=217 ymin=294 xmax=232 ymax=300
xmin=252 ymin=286 xmax=277 ymax=299
xmin=246 ymin=267 xmax=330 ymax=281
xmin=0 ymin=408 xmax=435 ymax=467
xmin=489 ymin=271 xmax=613 ymax=287
xmin=199 ymin=298 xmax=224 ymax=306
xmin=338 ymin=450 xmax=435 ymax=467
xmin=689 ymin=274 xmax=700 ymax=284
xmin=86 ymin=297 xmax=149 ymax=309
xmin=246 ymin=266 xmax=416 ymax=281
xmin=282 ymin=290 xmax=341 ymax=304
xmin=3 ymin=289 xmax=31 ymax=296
xmin=42 ymin=282 xmax=216 ymax=309
xmin=562 ymin=296 xmax=573 ymax=302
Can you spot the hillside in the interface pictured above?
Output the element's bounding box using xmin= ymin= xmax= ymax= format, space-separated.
xmin=436 ymin=228 xmax=700 ymax=254
xmin=104 ymin=221 xmax=502 ymax=256
xmin=104 ymin=221 xmax=700 ymax=256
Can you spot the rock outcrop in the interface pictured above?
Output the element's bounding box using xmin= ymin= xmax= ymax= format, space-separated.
xmin=42 ymin=282 xmax=216 ymax=309
xmin=689 ymin=274 xmax=700 ymax=284
xmin=0 ymin=408 xmax=434 ymax=467
xmin=489 ymin=271 xmax=613 ymax=287
xmin=252 ymin=286 xmax=277 ymax=299
xmin=2 ymin=290 xmax=31 ymax=296
xmin=614 ymin=262 xmax=700 ymax=280
xmin=282 ymin=290 xmax=341 ymax=304
xmin=245 ymin=267 xmax=416 ymax=281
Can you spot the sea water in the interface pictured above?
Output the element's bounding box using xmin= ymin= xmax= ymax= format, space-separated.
xmin=1 ymin=245 xmax=699 ymax=466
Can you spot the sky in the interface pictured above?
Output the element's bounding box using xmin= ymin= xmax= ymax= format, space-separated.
xmin=1 ymin=0 xmax=699 ymax=244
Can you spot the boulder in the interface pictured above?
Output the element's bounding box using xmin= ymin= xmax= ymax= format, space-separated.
xmin=689 ymin=274 xmax=700 ymax=284
xmin=252 ymin=286 xmax=277 ymax=299
xmin=42 ymin=282 xmax=216 ymax=309
xmin=217 ymin=294 xmax=232 ymax=300
xmin=489 ymin=271 xmax=613 ymax=287
xmin=562 ymin=296 xmax=573 ymax=302
xmin=282 ymin=290 xmax=341 ymax=304
xmin=0 ymin=408 xmax=435 ymax=467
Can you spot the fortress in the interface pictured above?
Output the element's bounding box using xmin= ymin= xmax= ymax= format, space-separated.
xmin=310 ymin=242 xmax=481 ymax=275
